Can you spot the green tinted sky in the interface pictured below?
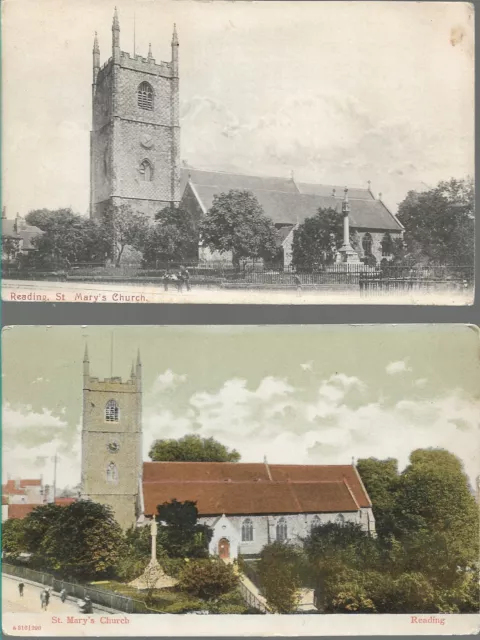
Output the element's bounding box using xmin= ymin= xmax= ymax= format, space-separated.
xmin=2 ymin=325 xmax=479 ymax=489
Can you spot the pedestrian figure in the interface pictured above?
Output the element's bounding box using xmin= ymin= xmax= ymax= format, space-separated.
xmin=181 ymin=267 xmax=191 ymax=291
xmin=163 ymin=271 xmax=170 ymax=292
xmin=60 ymin=588 xmax=67 ymax=603
xmin=176 ymin=271 xmax=184 ymax=293
xmin=294 ymin=274 xmax=302 ymax=295
xmin=18 ymin=582 xmax=24 ymax=597
xmin=40 ymin=589 xmax=48 ymax=610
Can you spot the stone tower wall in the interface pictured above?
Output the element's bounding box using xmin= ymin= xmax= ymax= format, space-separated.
xmin=90 ymin=23 xmax=180 ymax=221
xmin=81 ymin=374 xmax=142 ymax=530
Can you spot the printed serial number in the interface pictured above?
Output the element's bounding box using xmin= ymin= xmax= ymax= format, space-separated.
xmin=13 ymin=626 xmax=42 ymax=631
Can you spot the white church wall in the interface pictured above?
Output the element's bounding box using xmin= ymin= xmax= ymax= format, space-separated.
xmin=199 ymin=510 xmax=364 ymax=558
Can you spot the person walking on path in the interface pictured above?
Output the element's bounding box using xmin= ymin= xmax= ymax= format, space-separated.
xmin=18 ymin=582 xmax=24 ymax=597
xmin=294 ymin=274 xmax=302 ymax=295
xmin=60 ymin=588 xmax=67 ymax=603
xmin=180 ymin=266 xmax=191 ymax=291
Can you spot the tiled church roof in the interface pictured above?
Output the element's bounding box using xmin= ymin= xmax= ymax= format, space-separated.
xmin=142 ymin=462 xmax=371 ymax=517
xmin=180 ymin=168 xmax=403 ymax=232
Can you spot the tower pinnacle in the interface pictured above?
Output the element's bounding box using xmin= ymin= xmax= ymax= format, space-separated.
xmin=113 ymin=7 xmax=120 ymax=32
xmin=112 ymin=7 xmax=120 ymax=56
xmin=148 ymin=42 xmax=153 ymax=61
xmin=172 ymin=23 xmax=178 ymax=46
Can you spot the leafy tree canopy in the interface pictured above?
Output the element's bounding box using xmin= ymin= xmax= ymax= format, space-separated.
xmin=291 ymin=207 xmax=358 ymax=269
xmin=396 ymin=177 xmax=474 ymax=265
xmin=257 ymin=542 xmax=304 ymax=613
xmin=38 ymin=500 xmax=125 ymax=580
xmin=178 ymin=558 xmax=239 ymax=601
xmin=200 ymin=190 xmax=277 ymax=268
xmin=24 ymin=208 xmax=110 ymax=267
xmin=2 ymin=518 xmax=27 ymax=557
xmin=356 ymin=457 xmax=399 ymax=538
xmin=142 ymin=206 xmax=199 ymax=266
xmin=156 ymin=499 xmax=212 ymax=559
xmin=149 ymin=434 xmax=241 ymax=463
xmin=103 ymin=203 xmax=151 ymax=266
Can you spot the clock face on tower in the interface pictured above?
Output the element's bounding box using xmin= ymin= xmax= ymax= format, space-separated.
xmin=140 ymin=133 xmax=154 ymax=149
xmin=107 ymin=440 xmax=120 ymax=453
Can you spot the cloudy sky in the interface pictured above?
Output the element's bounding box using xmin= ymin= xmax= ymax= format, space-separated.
xmin=2 ymin=325 xmax=479 ymax=492
xmin=3 ymin=0 xmax=473 ymax=217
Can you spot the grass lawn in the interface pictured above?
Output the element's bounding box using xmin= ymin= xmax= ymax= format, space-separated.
xmin=95 ymin=581 xmax=251 ymax=614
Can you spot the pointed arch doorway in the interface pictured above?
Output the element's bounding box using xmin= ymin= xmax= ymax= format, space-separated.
xmin=218 ymin=538 xmax=230 ymax=559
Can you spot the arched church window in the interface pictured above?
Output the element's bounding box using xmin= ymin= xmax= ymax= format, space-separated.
xmin=106 ymin=462 xmax=118 ymax=483
xmin=139 ymin=160 xmax=153 ymax=182
xmin=241 ymin=518 xmax=254 ymax=542
xmin=362 ymin=233 xmax=373 ymax=257
xmin=311 ymin=515 xmax=321 ymax=532
xmin=137 ymin=82 xmax=153 ymax=110
xmin=276 ymin=517 xmax=288 ymax=542
xmin=336 ymin=514 xmax=345 ymax=525
xmin=105 ymin=399 xmax=119 ymax=423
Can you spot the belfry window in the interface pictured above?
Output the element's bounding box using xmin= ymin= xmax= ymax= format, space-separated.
xmin=139 ymin=160 xmax=153 ymax=182
xmin=105 ymin=399 xmax=119 ymax=422
xmin=241 ymin=518 xmax=254 ymax=542
xmin=138 ymin=82 xmax=153 ymax=110
xmin=106 ymin=462 xmax=118 ymax=483
xmin=276 ymin=517 xmax=288 ymax=542
xmin=362 ymin=233 xmax=373 ymax=257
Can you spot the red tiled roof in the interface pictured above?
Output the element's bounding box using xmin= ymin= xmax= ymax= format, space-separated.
xmin=20 ymin=479 xmax=42 ymax=487
xmin=54 ymin=497 xmax=76 ymax=505
xmin=142 ymin=462 xmax=371 ymax=516
xmin=8 ymin=504 xmax=38 ymax=519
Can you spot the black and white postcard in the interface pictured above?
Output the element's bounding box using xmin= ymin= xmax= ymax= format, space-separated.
xmin=1 ymin=1 xmax=474 ymax=304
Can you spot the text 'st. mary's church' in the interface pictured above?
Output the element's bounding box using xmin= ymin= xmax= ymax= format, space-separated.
xmin=90 ymin=8 xmax=180 ymax=220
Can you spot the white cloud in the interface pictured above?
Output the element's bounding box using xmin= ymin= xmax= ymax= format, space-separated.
xmin=144 ymin=372 xmax=479 ymax=483
xmin=415 ymin=378 xmax=428 ymax=387
xmin=300 ymin=361 xmax=313 ymax=371
xmin=151 ymin=369 xmax=187 ymax=393
xmin=2 ymin=405 xmax=80 ymax=488
xmin=386 ymin=360 xmax=412 ymax=375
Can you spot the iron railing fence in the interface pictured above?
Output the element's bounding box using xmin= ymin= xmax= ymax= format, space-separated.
xmin=2 ymin=563 xmax=147 ymax=614
xmin=238 ymin=580 xmax=269 ymax=614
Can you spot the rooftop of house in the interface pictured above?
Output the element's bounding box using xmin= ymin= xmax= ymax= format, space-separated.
xmin=2 ymin=216 xmax=44 ymax=250
xmin=180 ymin=168 xmax=403 ymax=232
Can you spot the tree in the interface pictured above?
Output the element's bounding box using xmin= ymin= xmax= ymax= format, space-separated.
xmin=38 ymin=500 xmax=126 ymax=579
xmin=392 ymin=449 xmax=479 ymax=584
xmin=356 ymin=458 xmax=399 ymax=539
xmin=2 ymin=518 xmax=27 ymax=557
xmin=21 ymin=503 xmax=64 ymax=554
xmin=396 ymin=177 xmax=474 ymax=265
xmin=25 ymin=208 xmax=110 ymax=267
xmin=257 ymin=542 xmax=304 ymax=613
xmin=115 ymin=525 xmax=152 ymax=582
xmin=200 ymin=190 xmax=277 ymax=268
xmin=103 ymin=203 xmax=151 ymax=267
xmin=291 ymin=208 xmax=358 ymax=269
xmin=2 ymin=236 xmax=20 ymax=263
xmin=157 ymin=499 xmax=212 ymax=558
xmin=149 ymin=434 xmax=241 ymax=463
xmin=142 ymin=206 xmax=199 ymax=266
xmin=178 ymin=559 xmax=239 ymax=600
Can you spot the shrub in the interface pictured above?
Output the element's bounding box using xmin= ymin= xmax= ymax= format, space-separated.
xmin=257 ymin=543 xmax=303 ymax=613
xmin=178 ymin=559 xmax=239 ymax=601
xmin=164 ymin=597 xmax=207 ymax=613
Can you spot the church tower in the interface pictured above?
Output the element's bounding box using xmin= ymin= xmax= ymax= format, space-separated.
xmin=89 ymin=8 xmax=181 ymax=220
xmin=81 ymin=344 xmax=143 ymax=530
